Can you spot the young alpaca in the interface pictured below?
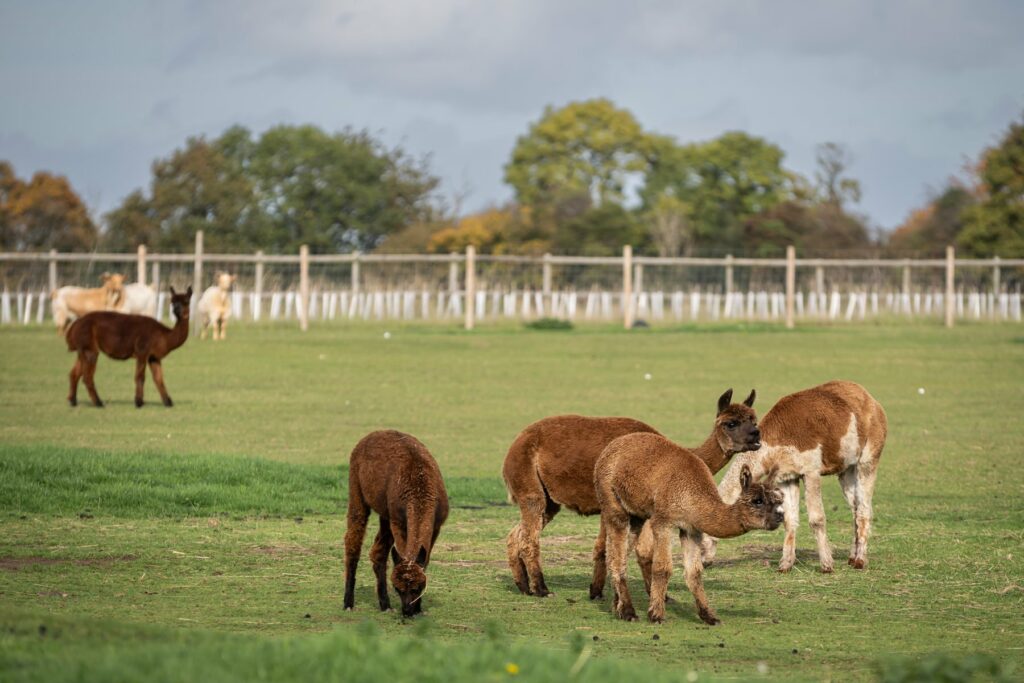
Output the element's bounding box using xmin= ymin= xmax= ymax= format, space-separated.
xmin=65 ymin=286 xmax=191 ymax=408
xmin=706 ymin=381 xmax=887 ymax=572
xmin=502 ymin=389 xmax=760 ymax=599
xmin=595 ymin=433 xmax=783 ymax=625
xmin=344 ymin=430 xmax=449 ymax=617
xmin=198 ymin=273 xmax=236 ymax=340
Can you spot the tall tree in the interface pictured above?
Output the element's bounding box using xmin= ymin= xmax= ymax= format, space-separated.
xmin=505 ymin=99 xmax=653 ymax=210
xmin=814 ymin=142 xmax=862 ymax=209
xmin=888 ymin=185 xmax=974 ymax=255
xmin=958 ymin=114 xmax=1024 ymax=257
xmin=0 ymin=163 xmax=97 ymax=251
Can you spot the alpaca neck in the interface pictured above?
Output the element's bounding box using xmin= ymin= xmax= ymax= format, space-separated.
xmin=691 ymin=432 xmax=733 ymax=475
xmin=695 ymin=500 xmax=750 ymax=539
xmin=167 ymin=312 xmax=190 ymax=350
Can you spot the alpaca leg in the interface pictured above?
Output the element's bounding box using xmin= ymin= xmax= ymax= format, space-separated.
xmin=343 ymin=502 xmax=370 ymax=610
xmin=82 ymin=351 xmax=103 ymax=407
xmin=778 ymin=480 xmax=800 ymax=572
xmin=589 ymin=516 xmax=608 ymax=600
xmin=68 ymin=356 xmax=83 ymax=406
xmin=369 ymin=521 xmax=394 ymax=611
xmin=646 ymin=522 xmax=673 ymax=623
xmin=852 ymin=458 xmax=879 ymax=569
xmin=220 ymin=316 xmax=228 ymax=340
xmin=700 ymin=534 xmax=718 ymax=567
xmin=604 ymin=511 xmax=637 ymax=622
xmin=634 ymin=522 xmax=654 ymax=596
xmin=839 ymin=467 xmax=860 ymax=564
xmin=803 ymin=473 xmax=834 ymax=573
xmin=505 ymin=522 xmax=531 ymax=596
xmin=149 ymin=359 xmax=172 ymax=407
xmin=518 ymin=495 xmax=559 ymax=597
xmin=682 ymin=531 xmax=719 ymax=625
xmin=200 ymin=315 xmax=209 ymax=340
xmin=134 ymin=357 xmax=147 ymax=408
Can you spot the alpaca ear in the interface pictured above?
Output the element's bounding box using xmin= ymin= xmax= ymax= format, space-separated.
xmin=740 ymin=464 xmax=753 ymax=491
xmin=415 ymin=546 xmax=428 ymax=567
xmin=743 ymin=389 xmax=756 ymax=407
xmin=717 ymin=389 xmax=734 ymax=415
xmin=101 ymin=272 xmax=111 ymax=282
xmin=169 ymin=286 xmax=177 ymax=296
xmin=760 ymin=465 xmax=779 ymax=489
xmin=186 ymin=286 xmax=193 ymax=297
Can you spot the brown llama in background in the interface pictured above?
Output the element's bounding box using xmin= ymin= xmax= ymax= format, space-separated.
xmin=343 ymin=430 xmax=449 ymax=617
xmin=65 ymin=286 xmax=191 ymax=408
xmin=595 ymin=433 xmax=784 ymax=625
xmin=502 ymin=388 xmax=761 ymax=599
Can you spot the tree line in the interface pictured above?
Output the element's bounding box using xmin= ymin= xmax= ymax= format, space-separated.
xmin=2 ymin=101 xmax=1022 ymax=257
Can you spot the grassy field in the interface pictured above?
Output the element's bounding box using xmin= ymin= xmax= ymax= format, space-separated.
xmin=1 ymin=321 xmax=1022 ymax=681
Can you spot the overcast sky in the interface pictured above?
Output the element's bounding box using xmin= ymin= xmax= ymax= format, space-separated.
xmin=2 ymin=0 xmax=1022 ymax=232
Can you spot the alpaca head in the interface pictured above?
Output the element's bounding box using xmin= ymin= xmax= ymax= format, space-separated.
xmin=101 ymin=272 xmax=126 ymax=306
xmin=735 ymin=464 xmax=784 ymax=531
xmin=168 ymin=286 xmax=193 ymax=321
xmin=216 ymin=272 xmax=236 ymax=290
xmin=714 ymin=388 xmax=761 ymax=455
xmin=391 ymin=547 xmax=428 ymax=616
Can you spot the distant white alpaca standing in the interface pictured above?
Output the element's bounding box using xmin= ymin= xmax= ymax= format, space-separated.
xmin=119 ymin=283 xmax=158 ymax=318
xmin=707 ymin=380 xmax=887 ymax=573
xmin=197 ymin=273 xmax=236 ymax=340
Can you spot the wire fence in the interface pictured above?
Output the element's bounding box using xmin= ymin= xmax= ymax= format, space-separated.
xmin=2 ymin=237 xmax=1022 ymax=329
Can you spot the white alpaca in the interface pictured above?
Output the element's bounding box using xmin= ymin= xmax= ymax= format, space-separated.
xmin=198 ymin=273 xmax=236 ymax=340
xmin=119 ymin=283 xmax=158 ymax=317
xmin=50 ymin=273 xmax=125 ymax=334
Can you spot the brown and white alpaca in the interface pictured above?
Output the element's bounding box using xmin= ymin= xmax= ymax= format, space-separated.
xmin=343 ymin=430 xmax=449 ymax=617
xmin=198 ymin=272 xmax=236 ymax=340
xmin=502 ymin=389 xmax=760 ymax=599
xmin=595 ymin=432 xmax=783 ymax=625
xmin=65 ymin=286 xmax=191 ymax=408
xmin=706 ymin=380 xmax=887 ymax=572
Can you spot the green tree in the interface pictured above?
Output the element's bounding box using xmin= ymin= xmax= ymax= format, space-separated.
xmin=1 ymin=162 xmax=97 ymax=251
xmin=814 ymin=142 xmax=862 ymax=209
xmin=888 ymin=185 xmax=975 ymax=255
xmin=504 ymin=99 xmax=653 ymax=209
xmin=958 ymin=115 xmax=1024 ymax=257
xmin=552 ymin=203 xmax=645 ymax=257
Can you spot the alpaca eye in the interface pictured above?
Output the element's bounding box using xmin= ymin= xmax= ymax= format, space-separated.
xmin=753 ymin=497 xmax=764 ymax=506
xmin=726 ymin=421 xmax=738 ymax=429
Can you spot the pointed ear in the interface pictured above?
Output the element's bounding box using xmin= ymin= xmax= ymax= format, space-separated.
xmin=415 ymin=546 xmax=428 ymax=567
xmin=169 ymin=286 xmax=177 ymax=296
xmin=186 ymin=286 xmax=193 ymax=298
xmin=743 ymin=389 xmax=756 ymax=407
xmin=717 ymin=389 xmax=733 ymax=415
xmin=760 ymin=465 xmax=779 ymax=489
xmin=740 ymin=464 xmax=753 ymax=492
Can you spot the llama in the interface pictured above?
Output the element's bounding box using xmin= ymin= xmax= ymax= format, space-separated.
xmin=51 ymin=273 xmax=125 ymax=334
xmin=502 ymin=389 xmax=760 ymax=599
xmin=198 ymin=273 xmax=236 ymax=340
xmin=118 ymin=282 xmax=158 ymax=318
xmin=595 ymin=432 xmax=784 ymax=625
xmin=65 ymin=286 xmax=192 ymax=408
xmin=343 ymin=430 xmax=449 ymax=617
xmin=705 ymin=380 xmax=887 ymax=572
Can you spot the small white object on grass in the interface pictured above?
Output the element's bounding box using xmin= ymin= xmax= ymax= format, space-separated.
xmin=383 ymin=331 xmax=391 ymax=340
xmin=644 ymin=373 xmax=652 ymax=381
xmin=918 ymin=387 xmax=926 ymax=395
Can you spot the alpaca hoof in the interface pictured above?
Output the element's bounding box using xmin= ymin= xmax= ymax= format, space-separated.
xmin=850 ymin=558 xmax=866 ymax=570
xmin=68 ymin=398 xmax=77 ymax=407
xmin=94 ymin=401 xmax=105 ymax=408
xmin=778 ymin=566 xmax=792 ymax=574
xmin=698 ymin=608 xmax=721 ymax=626
xmin=135 ymin=398 xmax=144 ymax=408
xmin=344 ymin=606 xmax=353 ymax=612
xmin=163 ymin=399 xmax=173 ymax=407
xmin=820 ymin=564 xmax=834 ymax=574
xmin=647 ymin=610 xmax=664 ymax=624
xmin=589 ymin=587 xmax=604 ymax=601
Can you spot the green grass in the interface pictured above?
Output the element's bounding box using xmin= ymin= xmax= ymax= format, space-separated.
xmin=1 ymin=320 xmax=1023 ymax=681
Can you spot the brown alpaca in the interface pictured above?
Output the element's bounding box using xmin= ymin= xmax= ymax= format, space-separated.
xmin=502 ymin=389 xmax=760 ymax=599
xmin=65 ymin=286 xmax=192 ymax=408
xmin=706 ymin=380 xmax=887 ymax=572
xmin=343 ymin=430 xmax=449 ymax=617
xmin=595 ymin=432 xmax=784 ymax=625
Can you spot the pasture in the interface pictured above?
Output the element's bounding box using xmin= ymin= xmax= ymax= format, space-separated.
xmin=1 ymin=321 xmax=1022 ymax=681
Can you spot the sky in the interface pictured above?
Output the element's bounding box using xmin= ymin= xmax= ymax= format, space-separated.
xmin=1 ymin=0 xmax=1022 ymax=232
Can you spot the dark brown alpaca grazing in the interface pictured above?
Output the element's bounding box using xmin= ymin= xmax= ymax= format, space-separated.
xmin=595 ymin=433 xmax=784 ymax=625
xmin=502 ymin=389 xmax=761 ymax=599
xmin=65 ymin=286 xmax=192 ymax=408
xmin=343 ymin=430 xmax=449 ymax=617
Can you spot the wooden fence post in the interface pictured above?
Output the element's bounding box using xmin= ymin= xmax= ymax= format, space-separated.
xmin=622 ymin=245 xmax=633 ymax=329
xmin=542 ymin=252 xmax=552 ymax=313
xmin=785 ymin=245 xmax=796 ymax=329
xmin=48 ymin=249 xmax=57 ymax=293
xmin=351 ymin=251 xmax=361 ymax=296
xmin=945 ymin=246 xmax=955 ymax=328
xmin=192 ymin=230 xmax=203 ymax=335
xmin=448 ymin=253 xmax=459 ymax=293
xmin=634 ymin=262 xmax=644 ymax=294
xmin=902 ymin=259 xmax=911 ymax=299
xmin=465 ymin=245 xmax=476 ymax=330
xmin=137 ymin=244 xmax=147 ymax=286
xmin=993 ymin=255 xmax=1001 ymax=294
xmin=299 ymin=244 xmax=310 ymax=332
xmin=725 ymin=254 xmax=734 ymax=295
xmin=254 ymin=250 xmax=264 ymax=321
xmin=815 ymin=265 xmax=825 ymax=296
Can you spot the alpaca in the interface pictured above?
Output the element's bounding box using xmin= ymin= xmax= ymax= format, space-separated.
xmin=343 ymin=430 xmax=449 ymax=617
xmin=51 ymin=273 xmax=125 ymax=334
xmin=502 ymin=389 xmax=760 ymax=599
xmin=65 ymin=286 xmax=191 ymax=408
xmin=118 ymin=282 xmax=157 ymax=317
xmin=705 ymin=380 xmax=887 ymax=572
xmin=595 ymin=432 xmax=783 ymax=625
xmin=198 ymin=273 xmax=236 ymax=340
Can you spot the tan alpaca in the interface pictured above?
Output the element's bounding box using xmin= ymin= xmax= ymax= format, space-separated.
xmin=198 ymin=272 xmax=236 ymax=340
xmin=596 ymin=432 xmax=783 ymax=625
xmin=502 ymin=389 xmax=761 ymax=598
xmin=706 ymin=380 xmax=887 ymax=572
